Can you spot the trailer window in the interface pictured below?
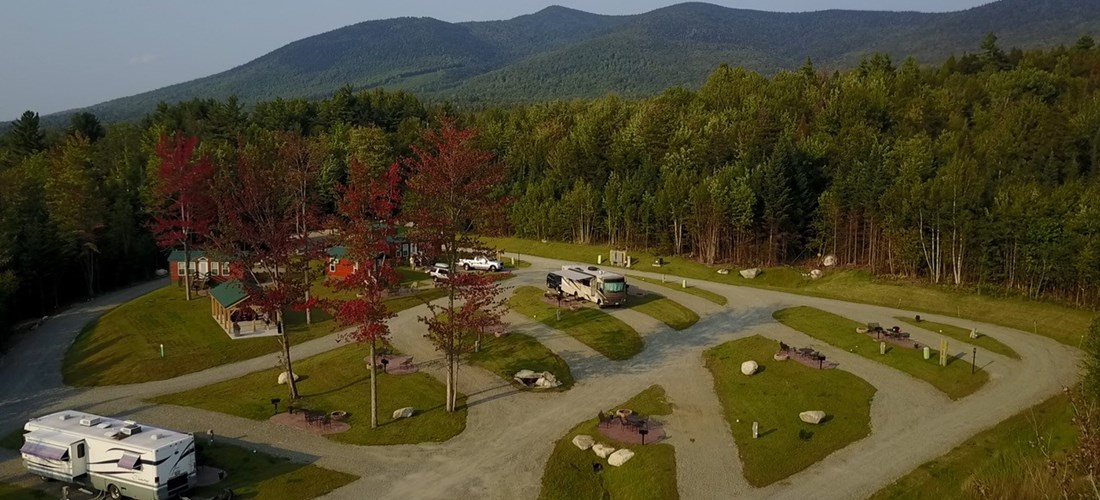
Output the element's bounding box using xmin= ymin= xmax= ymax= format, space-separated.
xmin=77 ymin=443 xmax=85 ymax=459
xmin=602 ymin=281 xmax=625 ymax=293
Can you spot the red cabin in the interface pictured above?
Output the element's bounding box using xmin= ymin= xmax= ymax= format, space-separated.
xmin=168 ymin=250 xmax=231 ymax=284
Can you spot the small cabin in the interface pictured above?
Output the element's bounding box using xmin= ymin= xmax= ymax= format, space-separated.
xmin=324 ymin=235 xmax=419 ymax=280
xmin=167 ymin=250 xmax=231 ymax=284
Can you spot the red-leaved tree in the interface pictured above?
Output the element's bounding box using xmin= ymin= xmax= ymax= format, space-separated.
xmin=403 ymin=120 xmax=509 ymax=412
xmin=211 ymin=140 xmax=310 ymax=400
xmin=328 ymin=159 xmax=402 ymax=428
xmin=150 ymin=134 xmax=215 ymax=301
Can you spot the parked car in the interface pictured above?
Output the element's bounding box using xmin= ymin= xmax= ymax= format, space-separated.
xmin=459 ymin=256 xmax=504 ymax=272
xmin=429 ymin=263 xmax=451 ymax=281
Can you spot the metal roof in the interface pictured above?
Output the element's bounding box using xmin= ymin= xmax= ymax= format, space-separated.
xmin=24 ymin=411 xmax=192 ymax=452
xmin=167 ymin=249 xmax=207 ymax=262
xmin=209 ymin=280 xmax=250 ymax=308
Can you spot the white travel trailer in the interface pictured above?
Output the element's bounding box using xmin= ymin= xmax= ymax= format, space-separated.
xmin=546 ymin=266 xmax=627 ymax=307
xmin=20 ymin=411 xmax=197 ymax=500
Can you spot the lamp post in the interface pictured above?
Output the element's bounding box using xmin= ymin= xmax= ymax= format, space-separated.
xmin=271 ymin=398 xmax=281 ymax=415
xmin=381 ymin=357 xmax=390 ymax=374
xmin=971 ymin=348 xmax=977 ymax=374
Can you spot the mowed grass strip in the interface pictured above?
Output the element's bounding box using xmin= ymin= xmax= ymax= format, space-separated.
xmin=151 ymin=344 xmax=466 ymax=445
xmin=509 ymin=286 xmax=643 ymax=360
xmin=628 ymin=292 xmax=699 ymax=331
xmin=486 ymin=236 xmax=1094 ymax=347
xmin=467 ymin=332 xmax=574 ymax=390
xmin=64 ymin=283 xmax=445 ymax=387
xmin=774 ymin=307 xmax=989 ymax=400
xmin=870 ymin=393 xmax=1078 ymax=500
xmin=894 ymin=316 xmax=1019 ymax=360
xmin=539 ymin=385 xmax=677 ymax=500
xmin=0 ymin=483 xmax=50 ymax=499
xmin=628 ymin=274 xmax=728 ymax=306
xmin=704 ymin=335 xmax=875 ymax=487
xmin=193 ymin=442 xmax=357 ymax=500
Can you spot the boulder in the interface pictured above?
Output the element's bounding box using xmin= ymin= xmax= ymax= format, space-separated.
xmin=740 ymin=360 xmax=759 ymax=376
xmin=277 ymin=371 xmax=300 ymax=385
xmin=969 ymin=329 xmax=981 ymax=339
xmin=514 ymin=369 xmax=537 ymax=380
xmin=739 ymin=268 xmax=761 ymax=279
xmin=799 ymin=411 xmax=827 ymax=425
xmin=392 ymin=407 xmax=415 ymax=420
xmin=608 ymin=449 xmax=635 ymax=467
xmin=809 ymin=269 xmax=824 ymax=280
xmin=823 ymin=254 xmax=838 ymax=267
xmin=773 ymin=352 xmax=789 ymax=361
xmin=535 ymin=373 xmax=561 ymax=389
xmin=592 ymin=443 xmax=616 ymax=459
xmin=572 ymin=435 xmax=595 ymax=451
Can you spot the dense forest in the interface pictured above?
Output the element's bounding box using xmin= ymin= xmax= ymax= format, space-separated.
xmin=3 ymin=35 xmax=1100 ymax=344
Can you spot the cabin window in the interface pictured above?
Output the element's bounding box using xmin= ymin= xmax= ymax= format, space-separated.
xmin=330 ymin=259 xmax=338 ymax=273
xmin=222 ymin=263 xmax=231 ymax=276
xmin=210 ymin=262 xmax=220 ymax=274
xmin=76 ymin=443 xmax=85 ymax=459
xmin=177 ymin=264 xmax=185 ymax=276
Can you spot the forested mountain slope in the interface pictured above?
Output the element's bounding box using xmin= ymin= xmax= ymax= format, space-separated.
xmin=58 ymin=0 xmax=1100 ymax=121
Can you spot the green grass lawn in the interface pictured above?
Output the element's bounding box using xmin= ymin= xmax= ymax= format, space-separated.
xmin=192 ymin=441 xmax=356 ymax=500
xmin=0 ymin=428 xmax=23 ymax=449
xmin=628 ymin=292 xmax=699 ymax=331
xmin=64 ymin=282 xmax=447 ymax=387
xmin=539 ymin=385 xmax=677 ymax=500
xmin=704 ymin=335 xmax=875 ymax=487
xmin=774 ymin=307 xmax=989 ymax=400
xmin=870 ymin=393 xmax=1079 ymax=500
xmin=466 ymin=332 xmax=574 ymax=390
xmin=509 ymin=286 xmax=643 ymax=360
xmin=894 ymin=316 xmax=1020 ymax=360
xmin=151 ymin=343 xmax=467 ymax=445
xmin=485 ymin=236 xmax=1095 ymax=347
xmin=0 ymin=483 xmax=50 ymax=500
xmin=627 ymin=274 xmax=728 ymax=305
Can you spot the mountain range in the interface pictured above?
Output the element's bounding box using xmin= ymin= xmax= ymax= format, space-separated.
xmin=59 ymin=0 xmax=1100 ymax=122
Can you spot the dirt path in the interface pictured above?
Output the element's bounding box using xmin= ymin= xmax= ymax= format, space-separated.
xmin=0 ymin=257 xmax=1082 ymax=500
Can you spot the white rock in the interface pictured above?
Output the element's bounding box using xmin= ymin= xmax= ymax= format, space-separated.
xmin=572 ymin=435 xmax=595 ymax=450
xmin=592 ymin=443 xmax=616 ymax=459
xmin=799 ymin=411 xmax=827 ymax=424
xmin=739 ymin=268 xmax=761 ymax=279
xmin=514 ymin=369 xmax=537 ymax=380
xmin=810 ymin=269 xmax=824 ymax=279
xmin=535 ymin=373 xmax=561 ymax=388
xmin=608 ymin=449 xmax=635 ymax=467
xmin=277 ymin=371 xmax=299 ymax=385
xmin=823 ymin=254 xmax=837 ymax=267
xmin=392 ymin=407 xmax=415 ymax=420
xmin=740 ymin=360 xmax=759 ymax=376
xmin=969 ymin=329 xmax=981 ymax=339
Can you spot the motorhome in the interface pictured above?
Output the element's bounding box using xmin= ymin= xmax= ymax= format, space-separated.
xmin=20 ymin=411 xmax=197 ymax=500
xmin=546 ymin=266 xmax=627 ymax=307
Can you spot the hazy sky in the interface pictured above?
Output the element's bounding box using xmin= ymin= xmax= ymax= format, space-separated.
xmin=0 ymin=0 xmax=990 ymax=120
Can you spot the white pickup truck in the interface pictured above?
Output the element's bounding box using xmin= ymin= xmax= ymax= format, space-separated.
xmin=459 ymin=256 xmax=504 ymax=272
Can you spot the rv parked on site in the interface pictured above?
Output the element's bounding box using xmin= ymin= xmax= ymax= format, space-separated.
xmin=546 ymin=266 xmax=627 ymax=307
xmin=20 ymin=411 xmax=197 ymax=500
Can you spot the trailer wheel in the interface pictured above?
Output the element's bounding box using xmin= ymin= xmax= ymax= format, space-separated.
xmin=107 ymin=483 xmax=123 ymax=500
xmin=463 ymin=264 xmax=471 ymax=271
xmin=489 ymin=265 xmax=497 ymax=272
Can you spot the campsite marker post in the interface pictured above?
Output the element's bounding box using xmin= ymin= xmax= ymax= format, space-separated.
xmin=159 ymin=344 xmax=164 ymax=358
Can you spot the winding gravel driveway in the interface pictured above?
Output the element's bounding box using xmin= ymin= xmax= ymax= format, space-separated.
xmin=0 ymin=257 xmax=1081 ymax=500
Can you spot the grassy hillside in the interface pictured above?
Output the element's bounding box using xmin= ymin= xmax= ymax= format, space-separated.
xmin=56 ymin=0 xmax=1100 ymax=122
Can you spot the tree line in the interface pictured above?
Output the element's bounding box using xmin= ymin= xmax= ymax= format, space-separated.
xmin=3 ymin=35 xmax=1100 ymax=345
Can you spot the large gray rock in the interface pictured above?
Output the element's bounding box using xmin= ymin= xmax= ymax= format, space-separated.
xmin=277 ymin=371 xmax=299 ymax=385
xmin=392 ymin=407 xmax=415 ymax=420
xmin=741 ymin=360 xmax=759 ymax=376
xmin=739 ymin=268 xmax=761 ymax=279
xmin=608 ymin=449 xmax=635 ymax=467
xmin=572 ymin=435 xmax=595 ymax=451
xmin=799 ymin=411 xmax=827 ymax=424
xmin=592 ymin=443 xmax=616 ymax=459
